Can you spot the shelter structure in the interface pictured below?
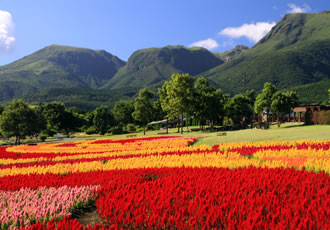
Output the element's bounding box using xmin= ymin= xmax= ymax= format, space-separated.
xmin=148 ymin=119 xmax=180 ymax=129
xmin=292 ymin=104 xmax=330 ymax=124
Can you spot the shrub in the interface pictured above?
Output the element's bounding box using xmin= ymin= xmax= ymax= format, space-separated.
xmin=44 ymin=129 xmax=56 ymax=137
xmin=85 ymin=127 xmax=97 ymax=135
xmin=317 ymin=111 xmax=330 ymax=124
xmin=127 ymin=124 xmax=136 ymax=132
xmin=111 ymin=126 xmax=126 ymax=135
xmin=39 ymin=134 xmax=47 ymax=142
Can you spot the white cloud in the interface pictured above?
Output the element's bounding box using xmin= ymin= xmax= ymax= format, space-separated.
xmin=0 ymin=10 xmax=15 ymax=54
xmin=189 ymin=38 xmax=219 ymax=50
xmin=287 ymin=3 xmax=311 ymax=14
xmin=219 ymin=22 xmax=276 ymax=43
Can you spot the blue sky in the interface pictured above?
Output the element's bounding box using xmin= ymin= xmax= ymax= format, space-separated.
xmin=0 ymin=0 xmax=329 ymax=66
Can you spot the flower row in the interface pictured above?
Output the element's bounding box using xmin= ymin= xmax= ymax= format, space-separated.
xmin=0 ymin=185 xmax=98 ymax=229
xmin=6 ymin=136 xmax=197 ymax=154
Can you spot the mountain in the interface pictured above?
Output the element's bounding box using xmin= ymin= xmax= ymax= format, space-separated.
xmin=202 ymin=11 xmax=330 ymax=97
xmin=290 ymin=80 xmax=330 ymax=104
xmin=1 ymin=12 xmax=330 ymax=108
xmin=101 ymin=46 xmax=223 ymax=89
xmin=0 ymin=45 xmax=126 ymax=100
xmin=214 ymin=45 xmax=249 ymax=62
xmin=25 ymin=87 xmax=140 ymax=111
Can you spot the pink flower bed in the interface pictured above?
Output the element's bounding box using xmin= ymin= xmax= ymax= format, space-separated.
xmin=0 ymin=185 xmax=98 ymax=229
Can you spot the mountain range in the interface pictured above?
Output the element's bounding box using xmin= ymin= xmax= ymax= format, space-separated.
xmin=0 ymin=11 xmax=329 ymax=109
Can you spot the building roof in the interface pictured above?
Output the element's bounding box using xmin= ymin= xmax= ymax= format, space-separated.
xmin=293 ymin=107 xmax=307 ymax=113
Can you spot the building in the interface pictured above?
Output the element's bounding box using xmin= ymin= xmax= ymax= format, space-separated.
xmin=292 ymin=104 xmax=330 ymax=124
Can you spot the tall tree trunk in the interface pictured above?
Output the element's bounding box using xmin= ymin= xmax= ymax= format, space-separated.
xmin=166 ymin=118 xmax=168 ymax=134
xmin=15 ymin=136 xmax=20 ymax=145
xmin=144 ymin=126 xmax=146 ymax=135
xmin=181 ymin=113 xmax=184 ymax=134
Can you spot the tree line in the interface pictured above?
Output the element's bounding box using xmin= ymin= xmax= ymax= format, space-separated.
xmin=0 ymin=73 xmax=300 ymax=144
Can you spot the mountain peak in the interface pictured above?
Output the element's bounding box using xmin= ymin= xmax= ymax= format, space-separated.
xmin=213 ymin=45 xmax=249 ymax=62
xmin=255 ymin=12 xmax=330 ymax=51
xmin=101 ymin=45 xmax=223 ymax=89
xmin=0 ymin=44 xmax=126 ymax=95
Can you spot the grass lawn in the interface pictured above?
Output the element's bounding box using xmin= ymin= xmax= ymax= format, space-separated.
xmin=195 ymin=124 xmax=330 ymax=146
xmin=110 ymin=123 xmax=330 ymax=146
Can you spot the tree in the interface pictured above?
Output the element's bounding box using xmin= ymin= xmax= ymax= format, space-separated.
xmin=0 ymin=106 xmax=4 ymax=115
xmin=93 ymin=105 xmax=115 ymax=135
xmin=32 ymin=103 xmax=47 ymax=135
xmin=193 ymin=77 xmax=210 ymax=129
xmin=66 ymin=107 xmax=89 ymax=131
xmin=271 ymin=91 xmax=299 ymax=126
xmin=152 ymin=100 xmax=166 ymax=122
xmin=43 ymin=102 xmax=85 ymax=135
xmin=194 ymin=77 xmax=226 ymax=130
xmin=159 ymin=73 xmax=195 ymax=134
xmin=158 ymin=81 xmax=174 ymax=134
xmin=113 ymin=100 xmax=135 ymax=126
xmin=226 ymin=91 xmax=255 ymax=126
xmin=0 ymin=99 xmax=37 ymax=145
xmin=132 ymin=88 xmax=154 ymax=135
xmin=254 ymin=82 xmax=277 ymax=119
xmin=42 ymin=102 xmax=68 ymax=134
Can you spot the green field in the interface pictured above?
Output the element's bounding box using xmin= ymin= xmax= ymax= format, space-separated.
xmin=109 ymin=123 xmax=330 ymax=146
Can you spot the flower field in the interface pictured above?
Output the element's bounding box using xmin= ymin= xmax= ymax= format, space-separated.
xmin=0 ymin=136 xmax=329 ymax=229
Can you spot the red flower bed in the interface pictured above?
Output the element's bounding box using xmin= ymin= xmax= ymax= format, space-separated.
xmin=223 ymin=141 xmax=330 ymax=156
xmin=95 ymin=167 xmax=329 ymax=229
xmin=11 ymin=167 xmax=329 ymax=229
xmin=90 ymin=136 xmax=183 ymax=145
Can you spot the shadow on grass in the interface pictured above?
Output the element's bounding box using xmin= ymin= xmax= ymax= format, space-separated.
xmin=70 ymin=200 xmax=103 ymax=227
xmin=282 ymin=124 xmax=307 ymax=129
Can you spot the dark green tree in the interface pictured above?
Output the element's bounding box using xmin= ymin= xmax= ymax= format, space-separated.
xmin=93 ymin=105 xmax=115 ymax=135
xmin=67 ymin=107 xmax=88 ymax=131
xmin=42 ymin=102 xmax=67 ymax=134
xmin=113 ymin=100 xmax=135 ymax=126
xmin=271 ymin=91 xmax=299 ymax=126
xmin=0 ymin=106 xmax=4 ymax=115
xmin=42 ymin=102 xmax=82 ymax=135
xmin=158 ymin=81 xmax=174 ymax=134
xmin=159 ymin=73 xmax=195 ymax=134
xmin=194 ymin=77 xmax=226 ymax=130
xmin=0 ymin=99 xmax=38 ymax=145
xmin=132 ymin=88 xmax=154 ymax=135
xmin=32 ymin=103 xmax=47 ymax=135
xmin=254 ymin=82 xmax=277 ymax=117
xmin=153 ymin=100 xmax=166 ymax=122
xmin=226 ymin=91 xmax=255 ymax=126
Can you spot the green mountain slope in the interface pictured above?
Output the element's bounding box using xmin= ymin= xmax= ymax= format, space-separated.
xmin=24 ymin=87 xmax=139 ymax=110
xmin=214 ymin=45 xmax=249 ymax=62
xmin=101 ymin=46 xmax=223 ymax=89
xmin=0 ymin=45 xmax=126 ymax=100
xmin=203 ymin=12 xmax=330 ymax=96
xmin=289 ymin=79 xmax=330 ymax=104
